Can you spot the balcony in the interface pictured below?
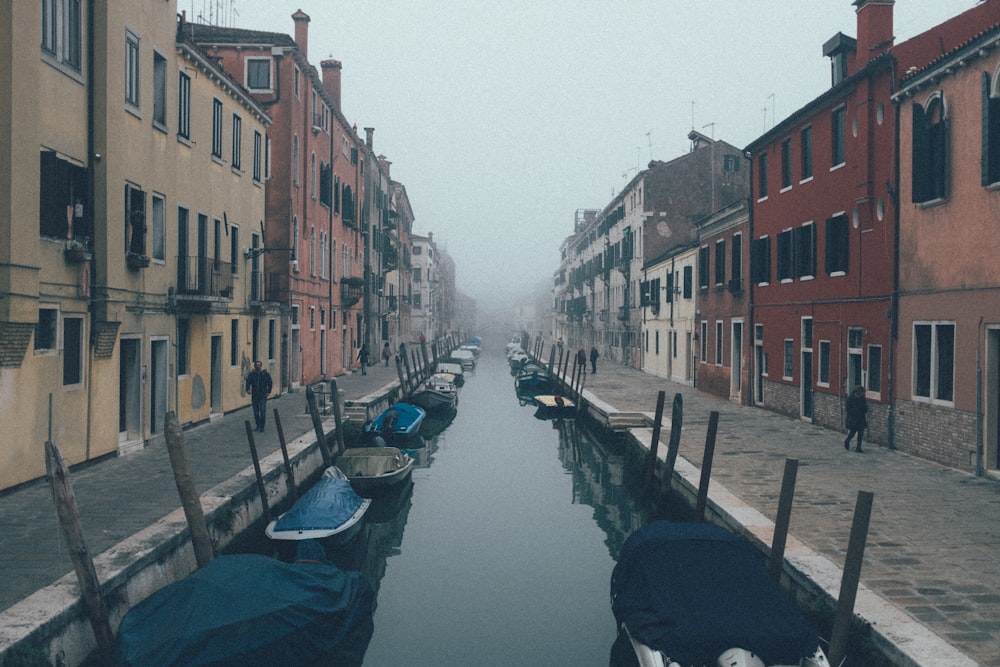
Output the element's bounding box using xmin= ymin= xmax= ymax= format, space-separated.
xmin=341 ymin=277 xmax=364 ymax=307
xmin=249 ymin=270 xmax=286 ymax=305
xmin=174 ymin=256 xmax=234 ymax=312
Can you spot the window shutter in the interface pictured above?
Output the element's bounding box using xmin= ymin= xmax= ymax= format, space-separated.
xmin=984 ymin=72 xmax=992 ymax=187
xmin=912 ymin=103 xmax=930 ymax=202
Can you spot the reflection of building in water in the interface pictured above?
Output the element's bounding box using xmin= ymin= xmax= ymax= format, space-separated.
xmin=556 ymin=420 xmax=646 ymax=559
xmin=361 ymin=479 xmax=415 ymax=598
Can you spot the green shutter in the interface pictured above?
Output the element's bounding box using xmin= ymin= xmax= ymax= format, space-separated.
xmin=912 ymin=103 xmax=929 ymax=202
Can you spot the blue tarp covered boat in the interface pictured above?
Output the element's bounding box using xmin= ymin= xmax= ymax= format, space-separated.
xmin=611 ymin=521 xmax=829 ymax=667
xmin=265 ymin=467 xmax=371 ymax=546
xmin=363 ymin=402 xmax=427 ymax=444
xmin=114 ymin=550 xmax=375 ymax=667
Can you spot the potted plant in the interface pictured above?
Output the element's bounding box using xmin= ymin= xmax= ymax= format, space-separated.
xmin=126 ymin=252 xmax=150 ymax=270
xmin=63 ymin=240 xmax=89 ymax=263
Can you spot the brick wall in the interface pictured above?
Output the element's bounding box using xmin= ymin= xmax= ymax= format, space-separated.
xmin=894 ymin=399 xmax=977 ymax=473
xmin=761 ymin=379 xmax=889 ymax=446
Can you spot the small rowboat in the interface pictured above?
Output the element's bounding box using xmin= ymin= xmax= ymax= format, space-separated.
xmin=337 ymin=447 xmax=414 ymax=493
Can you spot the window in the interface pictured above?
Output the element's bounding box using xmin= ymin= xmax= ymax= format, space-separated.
xmin=319 ymin=161 xmax=332 ymax=206
xmin=683 ymin=265 xmax=693 ymax=299
xmin=310 ymin=153 xmax=316 ymax=198
xmin=413 ymin=267 xmax=422 ymax=283
xmin=252 ymin=318 xmax=260 ymax=361
xmin=783 ymin=339 xmax=794 ymax=379
xmin=151 ymin=194 xmax=165 ymax=261
xmin=824 ymin=214 xmax=849 ymax=275
xmin=42 ymin=0 xmax=81 ymax=70
xmin=231 ymin=114 xmax=242 ymax=170
xmin=698 ymin=246 xmax=710 ymax=289
xmin=35 ymin=307 xmax=59 ymax=352
xmin=831 ymin=106 xmax=846 ymax=166
xmin=268 ymin=319 xmax=276 ymax=361
xmin=126 ymin=30 xmax=140 ymax=108
xmin=246 ymin=58 xmax=271 ymax=90
xmin=700 ymin=321 xmax=708 ymax=362
xmin=795 ymin=223 xmax=815 ymax=278
xmin=847 ymin=327 xmax=863 ymax=391
xmin=39 ymin=150 xmax=88 ymax=239
xmin=751 ymin=236 xmax=771 ymax=284
xmin=253 ymin=131 xmax=263 ymax=182
xmin=715 ymin=322 xmax=724 ymax=365
xmin=800 ymin=126 xmax=813 ymax=180
xmin=912 ymin=96 xmax=948 ymax=203
xmin=63 ymin=316 xmax=83 ymax=386
xmin=309 ymin=227 xmax=316 ymax=276
xmin=177 ymin=319 xmax=189 ymax=375
xmin=867 ymin=344 xmax=882 ymax=394
xmin=293 ymin=135 xmax=300 ymax=185
xmin=780 ymin=138 xmax=792 ymax=189
xmin=984 ymin=72 xmax=1000 ymax=186
xmin=153 ymin=52 xmax=167 ymax=127
xmin=818 ymin=340 xmax=831 ymax=386
xmin=757 ymin=152 xmax=768 ymax=199
xmin=230 ymin=319 xmax=239 ymax=367
xmin=413 ymin=293 xmax=422 ymax=308
xmin=230 ymin=225 xmax=239 ymax=276
xmin=125 ymin=184 xmax=146 ymax=256
xmin=212 ymin=99 xmax=223 ymax=158
xmin=714 ymin=240 xmax=726 ymax=286
xmin=914 ymin=323 xmax=954 ymax=402
xmin=730 ymin=233 xmax=742 ymax=290
xmin=178 ymin=71 xmax=191 ymax=140
xmin=776 ymin=229 xmax=794 ymax=281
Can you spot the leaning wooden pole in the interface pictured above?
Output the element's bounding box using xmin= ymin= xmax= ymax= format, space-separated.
xmin=244 ymin=421 xmax=271 ymax=524
xmin=643 ymin=390 xmax=667 ymax=495
xmin=662 ymin=393 xmax=684 ymax=483
xmin=329 ymin=378 xmax=346 ymax=457
xmin=694 ymin=410 xmax=720 ymax=522
xmin=305 ymin=386 xmax=333 ymax=468
xmin=273 ymin=409 xmax=297 ymax=502
xmin=45 ymin=440 xmax=115 ymax=665
xmin=829 ymin=490 xmax=875 ymax=667
xmin=768 ymin=458 xmax=799 ymax=581
xmin=164 ymin=411 xmax=215 ymax=568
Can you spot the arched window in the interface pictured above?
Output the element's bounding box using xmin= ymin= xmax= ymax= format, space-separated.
xmin=984 ymin=70 xmax=1000 ymax=186
xmin=911 ymin=94 xmax=948 ymax=203
xmin=310 ymin=226 xmax=316 ymax=276
xmin=310 ymin=153 xmax=316 ymax=198
xmin=293 ymin=134 xmax=299 ymax=186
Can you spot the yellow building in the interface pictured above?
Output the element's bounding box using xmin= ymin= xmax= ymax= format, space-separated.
xmin=0 ymin=2 xmax=277 ymax=491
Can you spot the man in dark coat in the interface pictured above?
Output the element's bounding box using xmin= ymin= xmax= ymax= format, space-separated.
xmin=245 ymin=360 xmax=273 ymax=432
xmin=590 ymin=346 xmax=599 ymax=374
xmin=844 ymin=385 xmax=867 ymax=453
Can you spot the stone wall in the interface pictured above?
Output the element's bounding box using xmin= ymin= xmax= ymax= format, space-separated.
xmin=894 ymin=399 xmax=977 ymax=473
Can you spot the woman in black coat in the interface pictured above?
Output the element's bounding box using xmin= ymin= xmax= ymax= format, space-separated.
xmin=844 ymin=385 xmax=867 ymax=453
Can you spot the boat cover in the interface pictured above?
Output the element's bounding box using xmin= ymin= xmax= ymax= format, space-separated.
xmin=611 ymin=521 xmax=820 ymax=666
xmin=270 ymin=468 xmax=368 ymax=536
xmin=115 ymin=553 xmax=374 ymax=667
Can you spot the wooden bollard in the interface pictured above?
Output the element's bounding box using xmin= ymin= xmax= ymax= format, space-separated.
xmin=305 ymin=386 xmax=333 ymax=468
xmin=273 ymin=409 xmax=297 ymax=502
xmin=329 ymin=378 xmax=346 ymax=457
xmin=643 ymin=390 xmax=667 ymax=495
xmin=547 ymin=344 xmax=556 ymax=374
xmin=663 ymin=393 xmax=684 ymax=483
xmin=164 ymin=412 xmax=214 ymax=568
xmin=829 ymin=490 xmax=874 ymax=667
xmin=244 ymin=421 xmax=271 ymax=524
xmin=768 ymin=458 xmax=799 ymax=581
xmin=694 ymin=410 xmax=720 ymax=521
xmin=45 ymin=441 xmax=115 ymax=665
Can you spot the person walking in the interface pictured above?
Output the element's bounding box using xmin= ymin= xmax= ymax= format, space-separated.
xmin=844 ymin=385 xmax=868 ymax=453
xmin=357 ymin=344 xmax=370 ymax=375
xmin=245 ymin=360 xmax=273 ymax=432
xmin=590 ymin=345 xmax=599 ymax=374
xmin=382 ymin=341 xmax=392 ymax=367
xmin=576 ymin=348 xmax=587 ymax=374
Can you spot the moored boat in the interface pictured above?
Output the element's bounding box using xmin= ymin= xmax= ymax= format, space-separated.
xmin=409 ymin=375 xmax=459 ymax=413
xmin=363 ymin=402 xmax=427 ymax=444
xmin=265 ymin=466 xmax=371 ymax=551
xmin=532 ymin=394 xmax=576 ymax=420
xmin=337 ymin=447 xmax=414 ymax=493
xmin=610 ymin=521 xmax=831 ymax=667
xmin=435 ymin=362 xmax=465 ymax=386
xmin=515 ymin=362 xmax=554 ymax=398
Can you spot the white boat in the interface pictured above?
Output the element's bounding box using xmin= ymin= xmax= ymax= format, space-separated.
xmin=336 ymin=447 xmax=414 ymax=494
xmin=436 ymin=361 xmax=465 ymax=386
xmin=611 ymin=521 xmax=831 ymax=667
xmin=265 ymin=467 xmax=371 ymax=548
xmin=449 ymin=348 xmax=476 ymax=370
xmin=410 ymin=376 xmax=459 ymax=413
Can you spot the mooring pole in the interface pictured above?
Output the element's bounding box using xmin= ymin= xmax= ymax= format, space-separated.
xmin=244 ymin=421 xmax=271 ymax=524
xmin=768 ymin=457 xmax=799 ymax=581
xmin=663 ymin=393 xmax=684 ymax=483
xmin=643 ymin=390 xmax=667 ymax=495
xmin=829 ymin=490 xmax=874 ymax=667
xmin=329 ymin=378 xmax=346 ymax=458
xmin=164 ymin=412 xmax=214 ymax=567
xmin=694 ymin=410 xmax=720 ymax=521
xmin=273 ymin=409 xmax=297 ymax=502
xmin=45 ymin=440 xmax=115 ymax=665
xmin=305 ymin=386 xmax=333 ymax=468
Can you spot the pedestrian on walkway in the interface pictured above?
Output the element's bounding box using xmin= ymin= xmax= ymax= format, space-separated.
xmin=844 ymin=384 xmax=867 ymax=452
xmin=357 ymin=344 xmax=370 ymax=375
xmin=245 ymin=360 xmax=273 ymax=432
xmin=556 ymin=337 xmax=564 ymax=360
xmin=590 ymin=345 xmax=599 ymax=374
xmin=382 ymin=341 xmax=392 ymax=367
xmin=577 ymin=348 xmax=587 ymax=374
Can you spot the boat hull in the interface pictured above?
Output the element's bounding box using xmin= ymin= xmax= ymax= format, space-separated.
xmin=337 ymin=447 xmax=414 ymax=494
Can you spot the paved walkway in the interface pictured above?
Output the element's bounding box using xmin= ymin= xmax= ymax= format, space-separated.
xmin=2 ymin=352 xmax=998 ymax=665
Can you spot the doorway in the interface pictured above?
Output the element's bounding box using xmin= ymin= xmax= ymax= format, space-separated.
xmin=150 ymin=338 xmax=168 ymax=435
xmin=210 ymin=335 xmax=222 ymax=414
xmin=731 ymin=320 xmax=743 ymax=400
xmin=119 ymin=337 xmax=143 ymax=453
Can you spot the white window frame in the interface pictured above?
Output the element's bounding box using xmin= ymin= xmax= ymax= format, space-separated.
xmin=125 ymin=29 xmax=140 ymax=110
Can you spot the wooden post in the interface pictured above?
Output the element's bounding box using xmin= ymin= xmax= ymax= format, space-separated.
xmin=663 ymin=393 xmax=684 ymax=483
xmin=694 ymin=410 xmax=720 ymax=521
xmin=244 ymin=421 xmax=271 ymax=524
xmin=829 ymin=490 xmax=874 ymax=667
xmin=45 ymin=441 xmax=115 ymax=665
xmin=547 ymin=344 xmax=556 ymax=374
xmin=273 ymin=409 xmax=297 ymax=502
xmin=768 ymin=458 xmax=799 ymax=581
xmin=643 ymin=391 xmax=667 ymax=494
xmin=329 ymin=378 xmax=346 ymax=457
xmin=164 ymin=412 xmax=215 ymax=568
xmin=305 ymin=386 xmax=333 ymax=468
xmin=420 ymin=339 xmax=429 ymax=374
xmin=395 ymin=354 xmax=407 ymax=395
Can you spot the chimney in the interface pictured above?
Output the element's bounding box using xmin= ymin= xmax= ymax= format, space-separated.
xmin=292 ymin=10 xmax=310 ymax=60
xmin=364 ymin=127 xmax=374 ymax=149
xmin=321 ymin=59 xmax=342 ymax=110
xmin=853 ymin=0 xmax=894 ymax=63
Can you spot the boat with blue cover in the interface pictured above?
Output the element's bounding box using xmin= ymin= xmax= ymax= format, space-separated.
xmin=363 ymin=402 xmax=427 ymax=444
xmin=265 ymin=466 xmax=371 ymax=552
xmin=611 ymin=521 xmax=831 ymax=667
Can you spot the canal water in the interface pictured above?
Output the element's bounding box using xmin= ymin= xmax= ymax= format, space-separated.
xmin=357 ymin=346 xmax=655 ymax=665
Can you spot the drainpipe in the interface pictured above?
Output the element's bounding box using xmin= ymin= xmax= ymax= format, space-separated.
xmin=888 ymin=56 xmax=900 ymax=450
xmin=85 ymin=0 xmax=96 ymax=459
xmin=977 ymin=316 xmax=984 ymax=476
xmin=745 ymin=149 xmax=756 ymax=406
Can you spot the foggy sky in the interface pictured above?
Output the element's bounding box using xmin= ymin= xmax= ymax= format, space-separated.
xmin=202 ymin=1 xmax=980 ymax=310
